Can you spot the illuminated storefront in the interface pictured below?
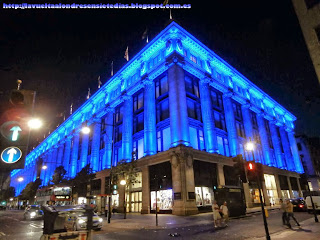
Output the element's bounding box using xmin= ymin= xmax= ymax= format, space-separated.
xmin=151 ymin=189 xmax=173 ymax=211
xmin=195 ymin=187 xmax=212 ymax=207
xmin=264 ymin=174 xmax=278 ymax=205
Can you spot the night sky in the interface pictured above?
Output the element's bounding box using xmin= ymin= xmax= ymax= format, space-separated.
xmin=1 ymin=0 xmax=319 ymax=144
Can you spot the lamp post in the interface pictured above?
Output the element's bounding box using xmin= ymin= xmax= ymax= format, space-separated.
xmin=245 ymin=141 xmax=271 ymax=240
xmin=120 ymin=179 xmax=126 ymax=219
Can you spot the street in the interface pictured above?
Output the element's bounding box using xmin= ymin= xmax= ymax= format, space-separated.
xmin=0 ymin=209 xmax=319 ymax=240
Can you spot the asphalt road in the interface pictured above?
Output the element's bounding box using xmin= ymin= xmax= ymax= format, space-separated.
xmin=0 ymin=209 xmax=316 ymax=240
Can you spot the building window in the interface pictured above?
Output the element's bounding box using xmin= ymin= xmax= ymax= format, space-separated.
xmin=156 ymin=99 xmax=169 ymax=123
xmin=233 ymin=102 xmax=243 ymax=121
xmin=236 ymin=122 xmax=246 ymax=138
xmin=210 ymin=89 xmax=223 ymax=109
xmin=217 ymin=135 xmax=230 ymax=156
xmin=155 ymin=76 xmax=168 ymax=99
xmin=214 ymin=111 xmax=226 ymax=131
xmin=190 ymin=54 xmax=197 ymax=64
xmin=88 ymin=131 xmax=93 ymax=155
xmin=187 ymin=99 xmax=202 ymax=122
xmin=133 ymin=90 xmax=144 ymax=134
xmin=297 ymin=143 xmax=302 ymax=151
xmin=100 ymin=136 xmax=105 ymax=150
xmin=113 ymin=145 xmax=122 ymax=166
xmin=133 ymin=91 xmax=144 ymax=112
xmin=189 ymin=126 xmax=205 ymax=150
xmin=276 ymin=127 xmax=284 ymax=153
xmin=114 ymin=105 xmax=123 ymax=143
xmin=264 ymin=119 xmax=274 ymax=149
xmin=133 ymin=138 xmax=144 ymax=160
xmin=101 ymin=118 xmax=106 ymax=133
xmin=157 ymin=127 xmax=171 ymax=152
xmin=114 ymin=125 xmax=122 ymax=143
xmin=133 ymin=113 xmax=144 ymax=134
xmin=185 ymin=75 xmax=200 ymax=98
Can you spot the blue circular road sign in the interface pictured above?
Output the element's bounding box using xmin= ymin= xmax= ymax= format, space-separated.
xmin=1 ymin=147 xmax=22 ymax=164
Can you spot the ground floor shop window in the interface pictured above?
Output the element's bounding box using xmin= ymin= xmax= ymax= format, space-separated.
xmin=130 ymin=191 xmax=142 ymax=212
xmin=264 ymin=174 xmax=278 ymax=205
xmin=281 ymin=190 xmax=290 ymax=199
xmin=195 ymin=187 xmax=212 ymax=206
xmin=292 ymin=191 xmax=299 ymax=198
xmin=150 ymin=189 xmax=173 ymax=210
xmin=250 ymin=189 xmax=262 ymax=204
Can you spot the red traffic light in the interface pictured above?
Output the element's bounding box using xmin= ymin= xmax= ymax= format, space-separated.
xmin=248 ymin=162 xmax=254 ymax=170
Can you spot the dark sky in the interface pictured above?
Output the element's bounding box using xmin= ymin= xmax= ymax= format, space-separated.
xmin=1 ymin=0 xmax=319 ymax=142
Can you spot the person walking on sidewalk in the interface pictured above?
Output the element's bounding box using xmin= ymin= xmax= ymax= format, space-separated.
xmin=285 ymin=199 xmax=301 ymax=228
xmin=212 ymin=200 xmax=222 ymax=228
xmin=279 ymin=199 xmax=287 ymax=225
xmin=220 ymin=201 xmax=229 ymax=227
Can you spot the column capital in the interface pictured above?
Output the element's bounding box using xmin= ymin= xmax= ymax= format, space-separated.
xmin=142 ymin=76 xmax=153 ymax=86
xmin=199 ymin=76 xmax=211 ymax=85
xmin=223 ymin=91 xmax=233 ymax=99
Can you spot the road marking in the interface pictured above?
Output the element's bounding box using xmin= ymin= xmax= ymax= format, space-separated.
xmin=30 ymin=223 xmax=43 ymax=229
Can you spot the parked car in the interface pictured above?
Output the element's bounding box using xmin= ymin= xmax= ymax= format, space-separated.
xmin=24 ymin=205 xmax=44 ymax=220
xmin=64 ymin=209 xmax=103 ymax=231
xmin=289 ymin=198 xmax=307 ymax=211
xmin=305 ymin=196 xmax=320 ymax=213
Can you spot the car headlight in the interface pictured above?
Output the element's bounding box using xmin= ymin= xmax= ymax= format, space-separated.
xmin=30 ymin=212 xmax=36 ymax=217
xmin=98 ymin=218 xmax=103 ymax=223
xmin=78 ymin=219 xmax=86 ymax=224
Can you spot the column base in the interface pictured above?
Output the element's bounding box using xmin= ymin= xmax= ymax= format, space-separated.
xmin=172 ymin=200 xmax=199 ymax=216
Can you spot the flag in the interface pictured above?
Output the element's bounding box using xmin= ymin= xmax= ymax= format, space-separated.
xmin=86 ymin=88 xmax=91 ymax=99
xmin=163 ymin=0 xmax=169 ymax=5
xmin=70 ymin=103 xmax=73 ymax=115
xmin=124 ymin=46 xmax=129 ymax=61
xmin=142 ymin=28 xmax=148 ymax=43
xmin=98 ymin=75 xmax=102 ymax=88
xmin=111 ymin=61 xmax=114 ymax=76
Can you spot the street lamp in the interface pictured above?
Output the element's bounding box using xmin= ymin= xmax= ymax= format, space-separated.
xmin=245 ymin=140 xmax=270 ymax=240
xmin=81 ymin=126 xmax=90 ymax=134
xmin=17 ymin=177 xmax=24 ymax=182
xmin=120 ymin=179 xmax=126 ymax=219
xmin=28 ymin=118 xmax=43 ymax=129
xmin=42 ymin=165 xmax=48 ymax=170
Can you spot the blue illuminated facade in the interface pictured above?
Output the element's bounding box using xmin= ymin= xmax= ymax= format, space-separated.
xmin=11 ymin=22 xmax=303 ymax=212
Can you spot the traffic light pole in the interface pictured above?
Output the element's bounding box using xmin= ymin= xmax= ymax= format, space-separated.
xmin=252 ymin=151 xmax=270 ymax=240
xmin=306 ymin=180 xmax=319 ymax=223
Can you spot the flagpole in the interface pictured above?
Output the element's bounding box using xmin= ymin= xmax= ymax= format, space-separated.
xmin=111 ymin=61 xmax=114 ymax=76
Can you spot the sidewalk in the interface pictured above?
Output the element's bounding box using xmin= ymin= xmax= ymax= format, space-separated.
xmin=249 ymin=217 xmax=320 ymax=240
xmin=246 ymin=205 xmax=280 ymax=214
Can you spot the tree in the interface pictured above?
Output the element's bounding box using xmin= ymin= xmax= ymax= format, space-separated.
xmin=50 ymin=165 xmax=67 ymax=185
xmin=19 ymin=178 xmax=42 ymax=202
xmin=71 ymin=164 xmax=95 ymax=197
xmin=111 ymin=159 xmax=140 ymax=187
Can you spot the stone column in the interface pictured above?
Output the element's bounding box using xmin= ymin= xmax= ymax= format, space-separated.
xmin=242 ymin=105 xmax=254 ymax=160
xmin=287 ymin=176 xmax=294 ymax=198
xmin=170 ymin=147 xmax=198 ymax=215
xmin=223 ymin=93 xmax=237 ymax=156
xmin=274 ymin=174 xmax=283 ymax=200
xmin=141 ymin=166 xmax=150 ymax=214
xmin=104 ymin=111 xmax=114 ymax=168
xmin=70 ymin=133 xmax=80 ymax=178
xmin=269 ymin=123 xmax=284 ymax=169
xmin=257 ymin=114 xmax=271 ymax=166
xmin=279 ymin=127 xmax=293 ymax=171
xmin=122 ymin=96 xmax=133 ymax=161
xmin=80 ymin=131 xmax=89 ymax=169
xmin=40 ymin=154 xmax=48 ymax=186
xmin=297 ymin=177 xmax=303 ymax=197
xmin=168 ymin=62 xmax=190 ymax=147
xmin=143 ymin=79 xmax=157 ymax=156
xmin=63 ymin=137 xmax=72 ymax=172
xmin=45 ymin=150 xmax=54 ymax=185
xmin=287 ymin=131 xmax=304 ymax=173
xmin=243 ymin=183 xmax=253 ymax=208
xmin=217 ymin=163 xmax=225 ymax=187
xmin=199 ymin=78 xmax=217 ymax=153
xmin=91 ymin=120 xmax=101 ymax=172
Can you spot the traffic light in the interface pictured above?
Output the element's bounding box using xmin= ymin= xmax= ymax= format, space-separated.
xmin=0 ymin=89 xmax=36 ymax=170
xmin=246 ymin=161 xmax=264 ymax=184
xmin=232 ymin=154 xmax=247 ymax=183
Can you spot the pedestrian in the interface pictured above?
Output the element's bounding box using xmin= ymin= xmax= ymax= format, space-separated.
xmin=285 ymin=199 xmax=300 ymax=228
xmin=212 ymin=200 xmax=222 ymax=228
xmin=220 ymin=201 xmax=229 ymax=226
xmin=279 ymin=199 xmax=287 ymax=225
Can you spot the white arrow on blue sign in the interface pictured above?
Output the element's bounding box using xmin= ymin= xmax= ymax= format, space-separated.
xmin=1 ymin=147 xmax=22 ymax=164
